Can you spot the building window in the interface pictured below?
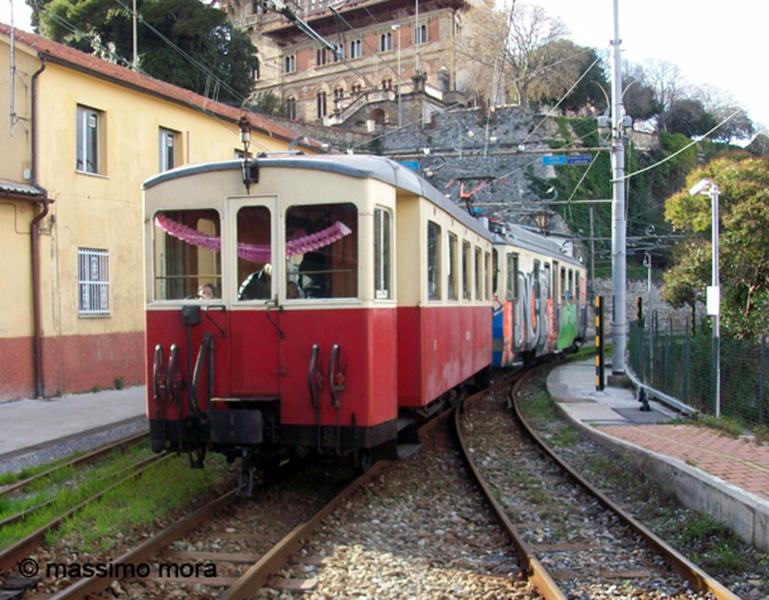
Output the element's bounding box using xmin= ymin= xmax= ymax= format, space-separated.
xmin=380 ymin=32 xmax=392 ymax=52
xmin=374 ymin=207 xmax=392 ymax=300
xmin=285 ymin=203 xmax=358 ymax=299
xmin=252 ymin=64 xmax=260 ymax=80
xmin=78 ymin=248 xmax=110 ymax=316
xmin=284 ymin=54 xmax=296 ymax=74
xmin=462 ymin=240 xmax=471 ymax=300
xmin=333 ymin=87 xmax=344 ymax=101
xmin=332 ymin=42 xmax=344 ymax=62
xmin=316 ymin=91 xmax=328 ymax=119
xmin=316 ymin=47 xmax=327 ymax=66
xmin=381 ymin=78 xmax=393 ymax=90
xmin=447 ymin=232 xmax=458 ymax=300
xmin=350 ymin=39 xmax=362 ymax=59
xmin=76 ymin=105 xmax=101 ymax=174
xmin=286 ymin=96 xmax=297 ymax=120
xmin=158 ymin=128 xmax=178 ymax=172
xmin=351 ymin=83 xmax=363 ymax=95
xmin=153 ymin=209 xmax=221 ymax=301
xmin=415 ymin=23 xmax=428 ymax=44
xmin=427 ymin=221 xmax=441 ymax=300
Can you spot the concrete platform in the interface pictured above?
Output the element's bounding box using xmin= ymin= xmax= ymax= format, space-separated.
xmin=547 ymin=359 xmax=769 ymax=551
xmin=0 ymin=387 xmax=147 ymax=474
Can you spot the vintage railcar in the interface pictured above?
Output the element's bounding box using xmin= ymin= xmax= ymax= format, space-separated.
xmin=142 ymin=155 xmax=494 ymax=481
xmin=491 ymin=226 xmax=588 ymax=368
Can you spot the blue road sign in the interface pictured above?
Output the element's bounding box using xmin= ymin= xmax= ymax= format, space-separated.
xmin=567 ymin=155 xmax=593 ymax=166
xmin=543 ymin=155 xmax=567 ymax=166
xmin=398 ymin=160 xmax=421 ymax=172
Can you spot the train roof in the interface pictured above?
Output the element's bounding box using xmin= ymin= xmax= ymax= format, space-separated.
xmin=143 ymin=155 xmax=492 ymax=240
xmin=492 ymin=224 xmax=583 ymax=268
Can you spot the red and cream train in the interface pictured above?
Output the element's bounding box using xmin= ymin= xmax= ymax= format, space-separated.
xmin=142 ymin=155 xmax=586 ymax=477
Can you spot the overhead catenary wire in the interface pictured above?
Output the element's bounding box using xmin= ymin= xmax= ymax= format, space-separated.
xmin=616 ymin=109 xmax=741 ymax=182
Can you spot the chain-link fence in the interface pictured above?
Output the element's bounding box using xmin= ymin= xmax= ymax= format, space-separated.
xmin=629 ymin=310 xmax=769 ymax=427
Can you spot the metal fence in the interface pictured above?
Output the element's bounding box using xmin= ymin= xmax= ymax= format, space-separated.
xmin=629 ymin=311 xmax=769 ymax=427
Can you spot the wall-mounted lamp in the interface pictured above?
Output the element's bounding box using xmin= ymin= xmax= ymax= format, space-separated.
xmin=238 ymin=116 xmax=259 ymax=193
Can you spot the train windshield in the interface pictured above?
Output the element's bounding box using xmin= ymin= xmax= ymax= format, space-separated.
xmin=152 ymin=209 xmax=221 ymax=301
xmin=285 ymin=203 xmax=358 ymax=299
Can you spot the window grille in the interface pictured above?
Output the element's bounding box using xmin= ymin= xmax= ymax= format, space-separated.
xmin=78 ymin=248 xmax=110 ymax=316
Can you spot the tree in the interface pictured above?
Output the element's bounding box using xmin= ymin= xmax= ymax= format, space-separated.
xmin=663 ymin=157 xmax=769 ymax=338
xmin=693 ymin=84 xmax=754 ymax=142
xmin=622 ymin=63 xmax=662 ymax=120
xmin=456 ymin=2 xmax=577 ymax=108
xmin=642 ymin=59 xmax=683 ymax=112
xmin=537 ymin=42 xmax=609 ymax=115
xmin=662 ymin=98 xmax=716 ymax=137
xmin=31 ymin=0 xmax=259 ymax=105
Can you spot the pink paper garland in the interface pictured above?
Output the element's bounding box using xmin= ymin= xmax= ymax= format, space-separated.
xmin=154 ymin=214 xmax=352 ymax=264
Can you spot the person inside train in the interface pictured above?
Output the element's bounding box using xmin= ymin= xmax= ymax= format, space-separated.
xmin=238 ymin=263 xmax=272 ymax=300
xmin=198 ymin=283 xmax=216 ymax=300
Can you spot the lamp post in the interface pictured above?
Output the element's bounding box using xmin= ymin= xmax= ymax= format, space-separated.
xmin=690 ymin=178 xmax=721 ymax=418
xmin=391 ymin=24 xmax=402 ymax=127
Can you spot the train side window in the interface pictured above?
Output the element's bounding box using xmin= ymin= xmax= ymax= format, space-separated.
xmin=462 ymin=241 xmax=471 ymax=300
xmin=560 ymin=267 xmax=566 ymax=301
xmin=568 ymin=269 xmax=574 ymax=299
xmin=505 ymin=253 xmax=518 ymax=300
xmin=544 ymin=263 xmax=551 ymax=300
xmin=575 ymin=271 xmax=580 ymax=301
xmin=374 ymin=207 xmax=392 ymax=300
xmin=236 ymin=206 xmax=272 ymax=301
xmin=474 ymin=247 xmax=482 ymax=300
xmin=447 ymin=232 xmax=458 ymax=300
xmin=285 ymin=203 xmax=358 ymax=299
xmin=492 ymin=248 xmax=499 ymax=295
xmin=485 ymin=251 xmax=491 ymax=301
xmin=533 ymin=260 xmax=540 ymax=299
xmin=153 ymin=209 xmax=221 ymax=301
xmin=427 ymin=221 xmax=441 ymax=300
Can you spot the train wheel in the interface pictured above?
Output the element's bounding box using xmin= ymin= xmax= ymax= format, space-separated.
xmin=352 ymin=448 xmax=374 ymax=475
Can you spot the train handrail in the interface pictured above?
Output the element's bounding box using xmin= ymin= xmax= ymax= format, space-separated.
xmin=190 ymin=333 xmax=214 ymax=424
xmin=328 ymin=344 xmax=345 ymax=454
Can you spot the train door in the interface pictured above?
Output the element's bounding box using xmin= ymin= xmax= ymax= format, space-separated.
xmin=227 ymin=197 xmax=281 ymax=396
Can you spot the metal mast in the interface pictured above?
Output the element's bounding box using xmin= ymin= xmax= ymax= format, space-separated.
xmin=610 ymin=0 xmax=627 ymax=374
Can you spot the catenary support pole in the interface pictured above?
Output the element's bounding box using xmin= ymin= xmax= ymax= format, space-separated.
xmin=610 ymin=0 xmax=627 ymax=374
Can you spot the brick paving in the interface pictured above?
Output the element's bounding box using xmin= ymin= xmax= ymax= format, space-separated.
xmin=597 ymin=424 xmax=769 ymax=500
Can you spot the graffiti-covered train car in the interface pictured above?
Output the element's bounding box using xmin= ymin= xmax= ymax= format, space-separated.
xmin=491 ymin=226 xmax=588 ymax=367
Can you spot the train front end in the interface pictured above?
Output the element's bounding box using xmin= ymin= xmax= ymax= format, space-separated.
xmin=142 ymin=159 xmax=399 ymax=474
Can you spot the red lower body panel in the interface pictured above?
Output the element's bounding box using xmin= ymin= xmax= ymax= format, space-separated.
xmin=397 ymin=306 xmax=491 ymax=408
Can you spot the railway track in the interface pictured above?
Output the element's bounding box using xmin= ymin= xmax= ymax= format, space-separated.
xmin=0 ymin=431 xmax=149 ymax=498
xmin=38 ymin=392 xmax=529 ymax=599
xmin=0 ymin=451 xmax=172 ymax=573
xmin=30 ymin=459 xmax=356 ymax=599
xmin=456 ymin=364 xmax=739 ymax=600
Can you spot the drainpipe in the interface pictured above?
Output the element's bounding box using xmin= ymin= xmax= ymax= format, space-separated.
xmin=30 ymin=57 xmax=49 ymax=398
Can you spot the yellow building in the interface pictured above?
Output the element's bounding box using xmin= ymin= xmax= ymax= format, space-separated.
xmin=0 ymin=23 xmax=320 ymax=400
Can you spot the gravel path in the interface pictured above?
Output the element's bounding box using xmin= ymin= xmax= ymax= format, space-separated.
xmin=260 ymin=415 xmax=536 ymax=599
xmin=460 ymin=377 xmax=713 ymax=600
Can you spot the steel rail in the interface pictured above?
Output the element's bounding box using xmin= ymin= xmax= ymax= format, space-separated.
xmin=0 ymin=452 xmax=173 ymax=572
xmin=221 ymin=460 xmax=390 ymax=600
xmin=453 ymin=380 xmax=565 ymax=600
xmin=0 ymin=431 xmax=149 ymax=497
xmin=49 ymin=489 xmax=237 ymax=600
xmin=511 ymin=366 xmax=739 ymax=600
xmin=0 ymin=453 xmax=165 ymax=529
xmin=222 ymin=410 xmax=452 ymax=599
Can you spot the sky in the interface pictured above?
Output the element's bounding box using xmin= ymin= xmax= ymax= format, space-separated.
xmin=2 ymin=0 xmax=767 ymax=131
